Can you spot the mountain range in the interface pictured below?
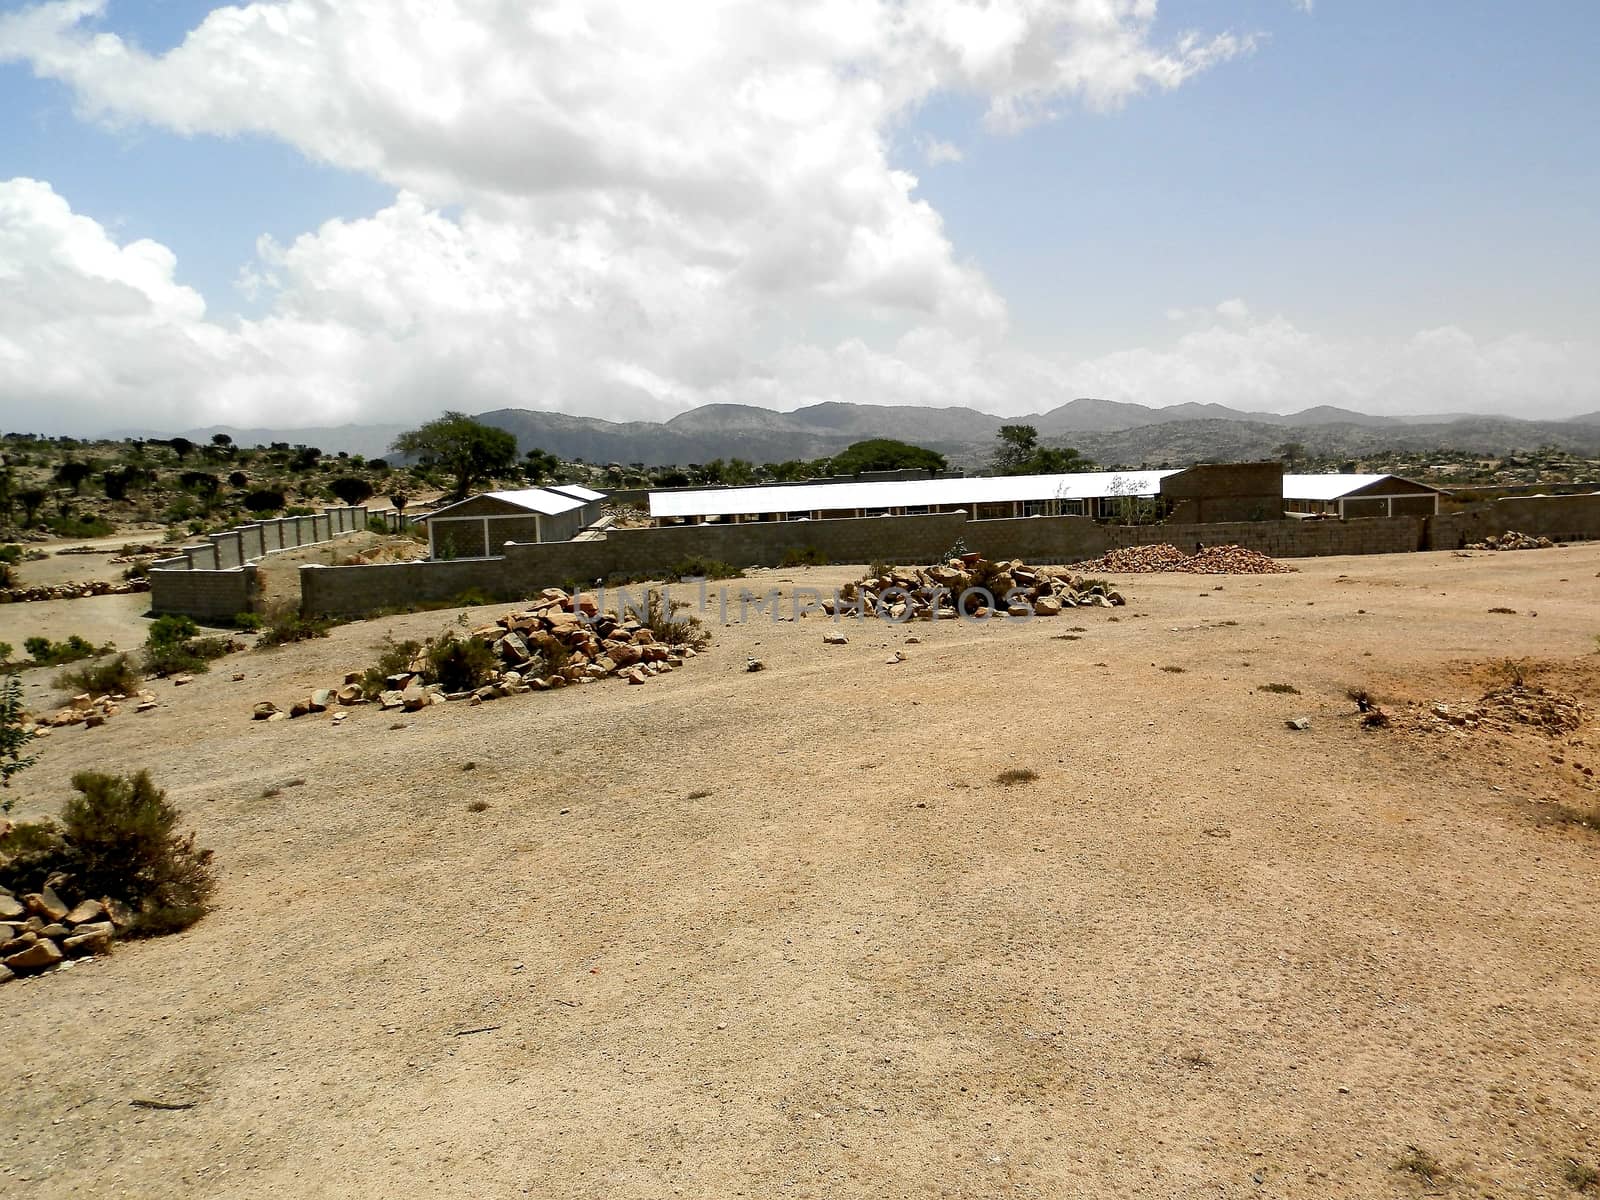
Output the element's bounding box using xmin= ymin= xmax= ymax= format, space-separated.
xmin=171 ymin=400 xmax=1600 ymax=469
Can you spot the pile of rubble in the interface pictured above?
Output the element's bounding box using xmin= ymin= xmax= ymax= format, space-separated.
xmin=1067 ymin=543 xmax=1294 ymax=575
xmin=25 ymin=689 xmax=161 ymax=733
xmin=829 ymin=556 xmax=1125 ymax=620
xmin=1 ymin=884 xmax=128 ymax=982
xmin=255 ymin=587 xmax=703 ymax=720
xmin=1466 ymin=530 xmax=1553 ymax=551
xmin=0 ymin=578 xmax=151 ymax=604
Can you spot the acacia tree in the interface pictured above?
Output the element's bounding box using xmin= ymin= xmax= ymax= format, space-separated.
xmin=390 ymin=412 xmax=517 ymax=500
xmin=329 ymin=476 xmax=374 ymax=506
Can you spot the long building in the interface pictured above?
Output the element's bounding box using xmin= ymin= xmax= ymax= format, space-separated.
xmin=649 ymin=470 xmax=1180 ymax=525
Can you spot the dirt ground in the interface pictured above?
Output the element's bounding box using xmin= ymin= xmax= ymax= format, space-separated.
xmin=2 ymin=546 xmax=1598 ymax=1198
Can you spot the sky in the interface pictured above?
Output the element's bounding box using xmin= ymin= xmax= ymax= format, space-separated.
xmin=0 ymin=0 xmax=1596 ymax=436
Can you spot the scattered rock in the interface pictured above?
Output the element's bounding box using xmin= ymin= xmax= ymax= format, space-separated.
xmin=1286 ymin=716 xmax=1312 ymax=731
xmin=3 ymin=938 xmax=64 ymax=971
xmin=822 ymin=631 xmax=849 ymax=645
xmin=252 ymin=701 xmax=279 ymax=720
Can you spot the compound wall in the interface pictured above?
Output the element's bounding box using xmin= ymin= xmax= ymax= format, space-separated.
xmin=301 ymin=510 xmax=1433 ymax=616
xmin=150 ymin=505 xmax=369 ymax=618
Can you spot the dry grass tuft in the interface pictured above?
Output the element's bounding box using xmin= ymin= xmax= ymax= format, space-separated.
xmin=995 ymin=768 xmax=1039 ymax=787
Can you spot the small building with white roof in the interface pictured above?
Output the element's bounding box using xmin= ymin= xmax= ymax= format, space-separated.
xmin=1282 ymin=474 xmax=1444 ymax=519
xmin=419 ymin=487 xmax=602 ymax=558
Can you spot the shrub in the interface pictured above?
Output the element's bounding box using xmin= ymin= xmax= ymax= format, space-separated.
xmin=664 ymin=556 xmax=742 ymax=582
xmin=255 ymin=604 xmax=333 ymax=649
xmin=231 ymin=612 xmax=264 ymax=632
xmin=0 ymin=674 xmax=39 ymax=812
xmin=425 ymin=632 xmax=499 ymax=692
xmin=0 ymin=641 xmax=12 ymax=664
xmin=25 ymin=634 xmax=107 ymax=666
xmin=1258 ymin=682 xmax=1301 ymax=694
xmin=142 ymin=615 xmax=235 ymax=676
xmin=366 ymin=515 xmax=390 ymax=534
xmin=56 ymin=653 xmax=142 ymax=697
xmin=59 ymin=770 xmax=216 ymax=936
xmin=0 ymin=544 xmax=23 ymax=565
xmin=995 ymin=767 xmax=1039 ymax=786
xmin=0 ymin=561 xmax=12 ymax=589
xmin=46 ymin=513 xmax=114 ymax=538
xmin=640 ymin=588 xmax=710 ymax=649
xmin=780 ymin=546 xmax=826 ymax=567
xmin=360 ymin=635 xmax=423 ymax=697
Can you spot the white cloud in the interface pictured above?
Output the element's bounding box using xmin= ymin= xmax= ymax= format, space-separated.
xmin=0 ymin=3 xmax=1589 ymax=434
xmin=919 ymin=137 xmax=966 ymax=166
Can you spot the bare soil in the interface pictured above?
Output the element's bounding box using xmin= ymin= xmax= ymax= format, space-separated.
xmin=3 ymin=546 xmax=1598 ymax=1198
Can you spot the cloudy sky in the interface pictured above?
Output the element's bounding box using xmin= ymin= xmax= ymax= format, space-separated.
xmin=1 ymin=0 xmax=1596 ymax=435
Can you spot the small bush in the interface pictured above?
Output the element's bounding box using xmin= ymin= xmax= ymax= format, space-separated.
xmin=60 ymin=770 xmax=216 ymax=936
xmin=869 ymin=560 xmax=890 ymax=579
xmin=255 ymin=605 xmax=333 ymax=649
xmin=56 ymin=653 xmax=142 ymax=696
xmin=25 ymin=634 xmax=107 ymax=666
xmin=231 ymin=612 xmax=264 ymax=632
xmin=664 ymin=556 xmax=742 ymax=582
xmin=46 ymin=513 xmax=114 ymax=538
xmin=780 ymin=546 xmax=826 ymax=567
xmin=1258 ymin=682 xmax=1301 ymax=694
xmin=366 ymin=515 xmax=390 ymax=534
xmin=426 ymin=632 xmax=499 ymax=693
xmin=995 ymin=768 xmax=1039 ymax=786
xmin=1160 ymin=665 xmax=1186 ymax=674
xmin=1394 ymin=1146 xmax=1447 ymax=1186
xmin=142 ymin=614 xmax=235 ymax=676
xmin=361 ymin=635 xmax=423 ymax=697
xmin=0 ymin=544 xmax=22 ymax=565
xmin=0 ymin=674 xmax=39 ymax=810
xmin=452 ymin=588 xmax=493 ymax=608
xmin=640 ymin=589 xmax=710 ymax=650
xmin=1564 ymin=1159 xmax=1600 ymax=1192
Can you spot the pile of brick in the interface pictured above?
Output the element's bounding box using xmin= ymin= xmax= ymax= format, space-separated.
xmin=26 ymin=688 xmax=161 ymax=732
xmin=831 ymin=556 xmax=1125 ymax=619
xmin=0 ymin=884 xmax=129 ymax=982
xmin=254 ymin=587 xmax=703 ymax=721
xmin=1068 ymin=543 xmax=1294 ymax=575
xmin=0 ymin=578 xmax=150 ymax=604
xmin=1467 ymin=530 xmax=1553 ymax=551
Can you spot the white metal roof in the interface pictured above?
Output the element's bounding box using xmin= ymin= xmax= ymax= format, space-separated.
xmin=548 ymin=483 xmax=606 ymax=502
xmin=649 ymin=470 xmax=1178 ymax=520
xmin=1281 ymin=473 xmax=1435 ymax=501
xmin=427 ymin=488 xmax=587 ymax=519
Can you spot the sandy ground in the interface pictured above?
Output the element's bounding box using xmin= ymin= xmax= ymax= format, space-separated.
xmin=2 ymin=546 xmax=1598 ymax=1198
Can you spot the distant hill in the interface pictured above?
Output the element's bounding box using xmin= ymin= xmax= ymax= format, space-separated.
xmin=136 ymin=400 xmax=1600 ymax=469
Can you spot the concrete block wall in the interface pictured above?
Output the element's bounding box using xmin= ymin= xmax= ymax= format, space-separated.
xmin=1427 ymin=493 xmax=1600 ymax=549
xmin=150 ymin=505 xmax=370 ymax=617
xmin=1109 ymin=517 xmax=1426 ymax=558
xmin=147 ymin=565 xmax=257 ymax=621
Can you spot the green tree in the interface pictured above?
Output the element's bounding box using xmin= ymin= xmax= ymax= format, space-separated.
xmin=391 ymin=412 xmax=517 ymax=500
xmin=54 ymin=459 xmax=96 ymax=494
xmin=523 ymin=448 xmax=561 ymax=483
xmin=1276 ymin=441 xmax=1306 ymax=468
xmin=329 ymin=476 xmax=374 ymax=506
xmin=824 ymin=438 xmax=946 ymax=476
xmin=993 ymin=424 xmax=1040 ymax=474
xmin=17 ymin=487 xmax=47 ymax=526
xmin=991 ymin=424 xmax=1093 ymax=476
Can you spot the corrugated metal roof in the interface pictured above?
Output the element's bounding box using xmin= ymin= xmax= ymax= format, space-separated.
xmin=548 ymin=483 xmax=606 ymax=502
xmin=649 ymin=470 xmax=1179 ymax=519
xmin=427 ymin=488 xmax=588 ymax=518
xmin=1281 ymin=473 xmax=1437 ymax=501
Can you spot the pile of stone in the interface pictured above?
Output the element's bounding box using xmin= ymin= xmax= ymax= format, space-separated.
xmin=1 ymin=884 xmax=129 ymax=982
xmin=255 ymin=587 xmax=702 ymax=721
xmin=1467 ymin=530 xmax=1553 ymax=551
xmin=0 ymin=578 xmax=151 ymax=604
xmin=830 ymin=556 xmax=1125 ymax=620
xmin=1068 ymin=543 xmax=1294 ymax=575
xmin=25 ymin=689 xmax=159 ymax=733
